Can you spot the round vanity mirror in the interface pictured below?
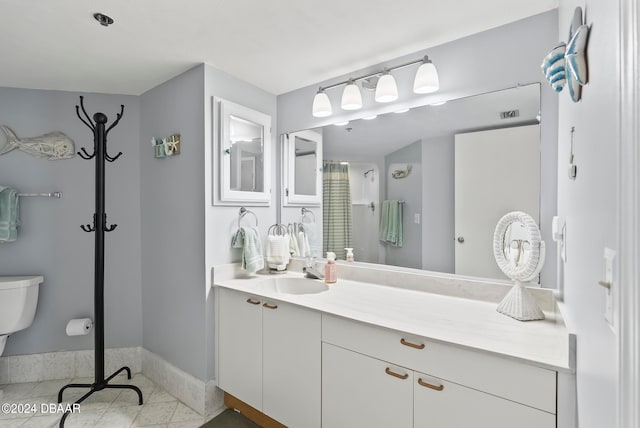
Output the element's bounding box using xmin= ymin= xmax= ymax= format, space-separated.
xmin=493 ymin=211 xmax=546 ymax=321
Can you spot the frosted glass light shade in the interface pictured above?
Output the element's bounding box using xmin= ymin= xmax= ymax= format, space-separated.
xmin=375 ymin=73 xmax=398 ymax=103
xmin=312 ymin=90 xmax=332 ymax=117
xmin=413 ymin=61 xmax=440 ymax=94
xmin=341 ymin=82 xmax=362 ymax=110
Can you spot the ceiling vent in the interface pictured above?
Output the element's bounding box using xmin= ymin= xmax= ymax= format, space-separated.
xmin=500 ymin=109 xmax=520 ymax=119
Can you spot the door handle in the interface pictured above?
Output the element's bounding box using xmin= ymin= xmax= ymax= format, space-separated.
xmin=246 ymin=298 xmax=261 ymax=305
xmin=385 ymin=367 xmax=409 ymax=380
xmin=400 ymin=338 xmax=425 ymax=349
xmin=263 ymin=302 xmax=278 ymax=309
xmin=457 ymin=236 xmax=465 ymax=243
xmin=418 ymin=378 xmax=444 ymax=391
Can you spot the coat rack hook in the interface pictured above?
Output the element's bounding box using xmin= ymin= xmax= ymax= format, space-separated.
xmin=80 ymin=224 xmax=95 ymax=233
xmin=106 ymin=105 xmax=125 ymax=135
xmin=105 ymin=151 xmax=123 ymax=162
xmin=75 ymin=106 xmax=95 ymax=132
xmin=78 ymin=147 xmax=95 ymax=160
xmin=78 ymin=96 xmax=95 ymax=131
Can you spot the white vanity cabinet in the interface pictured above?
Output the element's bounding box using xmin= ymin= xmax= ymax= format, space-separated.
xmin=217 ymin=288 xmax=321 ymax=428
xmin=413 ymin=372 xmax=555 ymax=428
xmin=218 ymin=287 xmax=263 ymax=410
xmin=322 ymin=314 xmax=557 ymax=428
xmin=323 ymin=343 xmax=414 ymax=428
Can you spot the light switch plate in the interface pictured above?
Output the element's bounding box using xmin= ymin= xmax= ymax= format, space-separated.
xmin=414 ymin=213 xmax=420 ymax=224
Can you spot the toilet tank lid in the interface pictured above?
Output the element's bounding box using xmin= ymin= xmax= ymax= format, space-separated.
xmin=0 ymin=276 xmax=44 ymax=290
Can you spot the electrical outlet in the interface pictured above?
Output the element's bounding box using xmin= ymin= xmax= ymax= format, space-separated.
xmin=603 ymin=248 xmax=616 ymax=328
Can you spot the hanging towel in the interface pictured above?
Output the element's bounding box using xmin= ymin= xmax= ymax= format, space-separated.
xmin=288 ymin=224 xmax=301 ymax=256
xmin=297 ymin=230 xmax=311 ymax=258
xmin=301 ymin=222 xmax=320 ymax=257
xmin=0 ymin=187 xmax=20 ymax=243
xmin=379 ymin=200 xmax=403 ymax=247
xmin=265 ymin=234 xmax=291 ymax=270
xmin=231 ymin=226 xmax=264 ymax=273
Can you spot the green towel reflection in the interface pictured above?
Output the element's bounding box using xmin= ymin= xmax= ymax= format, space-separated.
xmin=379 ymin=200 xmax=403 ymax=247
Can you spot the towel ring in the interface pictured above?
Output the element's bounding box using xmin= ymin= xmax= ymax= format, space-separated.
xmin=301 ymin=207 xmax=315 ymax=223
xmin=239 ymin=207 xmax=258 ymax=227
xmin=268 ymin=224 xmax=286 ymax=236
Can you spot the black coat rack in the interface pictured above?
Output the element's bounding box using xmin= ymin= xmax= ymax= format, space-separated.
xmin=57 ymin=97 xmax=143 ymax=427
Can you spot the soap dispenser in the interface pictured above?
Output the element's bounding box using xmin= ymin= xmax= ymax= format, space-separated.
xmin=325 ymin=252 xmax=337 ymax=284
xmin=345 ymin=248 xmax=354 ymax=262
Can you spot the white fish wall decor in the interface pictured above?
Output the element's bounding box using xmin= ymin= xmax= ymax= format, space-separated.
xmin=0 ymin=125 xmax=75 ymax=160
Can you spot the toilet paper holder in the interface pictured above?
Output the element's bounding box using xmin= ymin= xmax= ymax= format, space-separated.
xmin=65 ymin=318 xmax=93 ymax=336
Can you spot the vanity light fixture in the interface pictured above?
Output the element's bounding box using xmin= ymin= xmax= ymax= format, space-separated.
xmin=430 ymin=101 xmax=447 ymax=106
xmin=312 ymin=88 xmax=333 ymax=117
xmin=375 ymin=70 xmax=399 ymax=103
xmin=363 ymin=115 xmax=378 ymax=120
xmin=394 ymin=108 xmax=410 ymax=114
xmin=413 ymin=55 xmax=440 ymax=94
xmin=334 ymin=121 xmax=349 ymax=126
xmin=341 ymin=80 xmax=363 ymax=110
xmin=310 ymin=54 xmax=440 ymax=117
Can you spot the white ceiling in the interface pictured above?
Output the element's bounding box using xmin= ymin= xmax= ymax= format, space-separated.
xmin=0 ymin=1 xmax=557 ymax=96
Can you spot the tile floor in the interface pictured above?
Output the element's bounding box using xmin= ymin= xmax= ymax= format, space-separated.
xmin=0 ymin=373 xmax=210 ymax=428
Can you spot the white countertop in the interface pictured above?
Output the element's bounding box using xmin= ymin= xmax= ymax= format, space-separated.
xmin=213 ymin=268 xmax=573 ymax=373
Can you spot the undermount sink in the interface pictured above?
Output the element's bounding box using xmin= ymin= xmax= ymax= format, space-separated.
xmin=257 ymin=277 xmax=329 ymax=295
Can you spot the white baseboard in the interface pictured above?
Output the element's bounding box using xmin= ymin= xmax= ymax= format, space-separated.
xmin=0 ymin=347 xmax=141 ymax=384
xmin=140 ymin=348 xmax=224 ymax=417
xmin=0 ymin=347 xmax=225 ymax=417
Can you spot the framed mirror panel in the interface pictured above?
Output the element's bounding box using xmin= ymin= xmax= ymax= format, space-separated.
xmin=282 ymin=130 xmax=323 ymax=206
xmin=215 ymin=97 xmax=271 ymax=205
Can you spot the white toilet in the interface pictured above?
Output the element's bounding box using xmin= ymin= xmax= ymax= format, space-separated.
xmin=0 ymin=276 xmax=43 ymax=356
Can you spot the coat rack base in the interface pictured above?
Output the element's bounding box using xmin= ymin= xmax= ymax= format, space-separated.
xmin=57 ymin=366 xmax=143 ymax=427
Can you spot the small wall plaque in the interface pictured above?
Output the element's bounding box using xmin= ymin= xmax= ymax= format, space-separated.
xmin=152 ymin=134 xmax=181 ymax=158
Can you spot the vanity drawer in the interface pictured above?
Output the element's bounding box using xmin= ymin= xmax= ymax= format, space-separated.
xmin=321 ymin=314 xmax=556 ymax=414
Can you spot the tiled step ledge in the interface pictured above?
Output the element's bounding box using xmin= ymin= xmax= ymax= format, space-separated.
xmin=0 ymin=347 xmax=224 ymax=418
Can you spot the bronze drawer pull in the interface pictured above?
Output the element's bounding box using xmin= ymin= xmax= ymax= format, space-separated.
xmin=385 ymin=367 xmax=409 ymax=380
xmin=418 ymin=378 xmax=444 ymax=391
xmin=263 ymin=302 xmax=278 ymax=309
xmin=246 ymin=298 xmax=261 ymax=305
xmin=400 ymin=338 xmax=425 ymax=349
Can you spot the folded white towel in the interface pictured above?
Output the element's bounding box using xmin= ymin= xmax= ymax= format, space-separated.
xmin=266 ymin=234 xmax=291 ymax=270
xmin=289 ymin=228 xmax=301 ymax=256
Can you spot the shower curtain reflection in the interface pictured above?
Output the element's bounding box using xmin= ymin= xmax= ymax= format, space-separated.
xmin=323 ymin=161 xmax=352 ymax=260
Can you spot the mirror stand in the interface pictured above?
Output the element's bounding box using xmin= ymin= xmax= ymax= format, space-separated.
xmin=493 ymin=211 xmax=546 ymax=321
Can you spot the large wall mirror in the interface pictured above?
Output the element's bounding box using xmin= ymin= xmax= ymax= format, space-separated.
xmin=280 ymin=83 xmax=548 ymax=283
xmin=215 ymin=97 xmax=272 ymax=205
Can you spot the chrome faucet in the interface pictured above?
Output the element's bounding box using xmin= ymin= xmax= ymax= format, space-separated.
xmin=303 ymin=257 xmax=324 ymax=279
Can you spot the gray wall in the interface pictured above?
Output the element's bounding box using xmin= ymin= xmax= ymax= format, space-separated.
xmin=421 ymin=136 xmax=454 ymax=273
xmin=0 ymin=87 xmax=142 ymax=355
xmin=278 ymin=10 xmax=559 ymax=287
xmin=556 ymin=0 xmax=619 ymax=426
xmin=384 ymin=141 xmax=422 ymax=269
xmin=140 ymin=62 xmax=278 ymax=381
xmin=203 ymin=64 xmax=278 ymax=380
xmin=140 ymin=65 xmax=207 ymax=379
xmin=0 ymin=62 xmax=277 ymax=382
